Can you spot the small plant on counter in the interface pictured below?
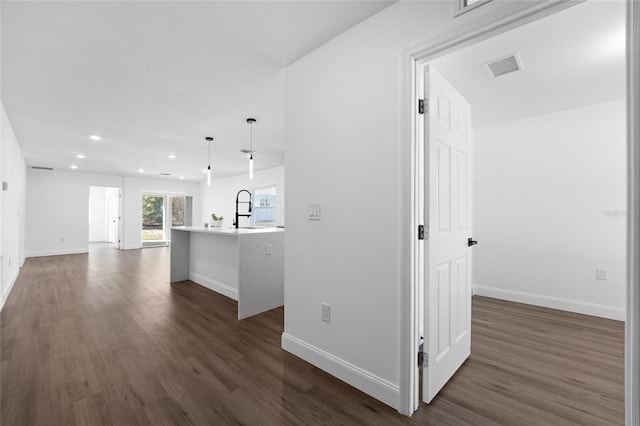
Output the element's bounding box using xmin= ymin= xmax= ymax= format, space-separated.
xmin=210 ymin=213 xmax=224 ymax=228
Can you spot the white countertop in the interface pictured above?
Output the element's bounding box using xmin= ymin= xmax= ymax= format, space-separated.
xmin=171 ymin=226 xmax=284 ymax=236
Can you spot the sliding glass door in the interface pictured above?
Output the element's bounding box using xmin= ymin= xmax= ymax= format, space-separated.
xmin=142 ymin=195 xmax=166 ymax=246
xmin=142 ymin=194 xmax=192 ymax=247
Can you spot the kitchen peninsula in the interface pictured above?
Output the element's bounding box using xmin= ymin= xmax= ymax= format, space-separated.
xmin=170 ymin=226 xmax=284 ymax=319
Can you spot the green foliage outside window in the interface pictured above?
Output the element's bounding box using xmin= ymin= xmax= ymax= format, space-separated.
xmin=142 ymin=196 xmax=164 ymax=228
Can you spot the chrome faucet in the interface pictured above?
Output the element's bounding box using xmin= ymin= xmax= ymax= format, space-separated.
xmin=235 ymin=189 xmax=252 ymax=229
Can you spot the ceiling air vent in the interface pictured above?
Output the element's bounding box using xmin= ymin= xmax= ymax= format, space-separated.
xmin=31 ymin=166 xmax=54 ymax=171
xmin=160 ymin=173 xmax=171 ymax=176
xmin=483 ymin=52 xmax=523 ymax=78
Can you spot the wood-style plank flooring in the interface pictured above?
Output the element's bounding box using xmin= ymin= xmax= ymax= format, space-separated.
xmin=1 ymin=244 xmax=624 ymax=425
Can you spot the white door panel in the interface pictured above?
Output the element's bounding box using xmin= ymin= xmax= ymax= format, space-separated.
xmin=423 ymin=66 xmax=473 ymax=404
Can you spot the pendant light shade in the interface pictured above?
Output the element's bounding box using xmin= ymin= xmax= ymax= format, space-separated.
xmin=247 ymin=118 xmax=256 ymax=180
xmin=205 ymin=136 xmax=213 ymax=186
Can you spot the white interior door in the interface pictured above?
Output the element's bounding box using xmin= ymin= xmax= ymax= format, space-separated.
xmin=422 ymin=65 xmax=473 ymax=403
xmin=106 ymin=188 xmax=121 ymax=249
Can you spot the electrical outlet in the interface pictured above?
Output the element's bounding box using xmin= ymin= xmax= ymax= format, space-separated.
xmin=596 ymin=267 xmax=608 ymax=281
xmin=59 ymin=237 xmax=65 ymax=243
xmin=321 ymin=303 xmax=331 ymax=323
xmin=266 ymin=244 xmax=273 ymax=255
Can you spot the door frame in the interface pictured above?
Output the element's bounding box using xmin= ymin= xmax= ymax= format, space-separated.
xmin=88 ymin=185 xmax=123 ymax=249
xmin=399 ymin=1 xmax=639 ymax=423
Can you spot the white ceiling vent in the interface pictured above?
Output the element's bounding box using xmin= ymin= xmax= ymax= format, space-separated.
xmin=483 ymin=52 xmax=524 ymax=78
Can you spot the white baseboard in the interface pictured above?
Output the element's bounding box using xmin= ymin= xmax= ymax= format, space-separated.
xmin=26 ymin=248 xmax=88 ymax=258
xmin=189 ymin=272 xmax=238 ymax=301
xmin=142 ymin=241 xmax=169 ymax=248
xmin=1 ymin=267 xmax=20 ymax=311
xmin=281 ymin=332 xmax=399 ymax=410
xmin=473 ymin=285 xmax=626 ymax=321
xmin=124 ymin=245 xmax=142 ymax=250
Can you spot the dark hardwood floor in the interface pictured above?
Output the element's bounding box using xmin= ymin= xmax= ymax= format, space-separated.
xmin=1 ymin=244 xmax=624 ymax=425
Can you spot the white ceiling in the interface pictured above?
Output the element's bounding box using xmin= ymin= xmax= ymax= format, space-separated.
xmin=432 ymin=0 xmax=626 ymax=128
xmin=2 ymin=1 xmax=627 ymax=182
xmin=1 ymin=1 xmax=393 ymax=180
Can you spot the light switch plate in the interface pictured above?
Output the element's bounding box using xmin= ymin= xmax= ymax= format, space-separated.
xmin=308 ymin=203 xmax=321 ymax=220
xmin=321 ymin=303 xmax=330 ymax=323
xmin=266 ymin=244 xmax=273 ymax=255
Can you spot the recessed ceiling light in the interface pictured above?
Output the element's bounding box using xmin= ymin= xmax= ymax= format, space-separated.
xmin=70 ymin=165 xmax=78 ymax=170
xmin=179 ymin=176 xmax=185 ymax=179
xmin=138 ymin=169 xmax=144 ymax=173
xmin=76 ymin=154 xmax=85 ymax=159
xmin=168 ymin=154 xmax=176 ymax=159
xmin=89 ymin=135 xmax=102 ymax=141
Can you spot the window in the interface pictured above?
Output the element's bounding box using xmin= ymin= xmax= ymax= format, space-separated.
xmin=142 ymin=194 xmax=192 ymax=247
xmin=173 ymin=195 xmax=192 ymax=227
xmin=253 ymin=187 xmax=276 ymax=226
xmin=172 ymin=196 xmax=185 ymax=226
xmin=142 ymin=195 xmax=166 ymax=245
xmin=454 ymin=0 xmax=492 ymax=17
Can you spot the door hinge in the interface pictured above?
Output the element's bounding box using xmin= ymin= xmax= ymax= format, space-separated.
xmin=418 ymin=351 xmax=428 ymax=367
xmin=418 ymin=98 xmax=428 ymax=115
xmin=418 ymin=225 xmax=428 ymax=240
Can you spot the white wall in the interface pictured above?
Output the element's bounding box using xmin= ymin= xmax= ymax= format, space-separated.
xmin=282 ymin=0 xmax=503 ymax=409
xmin=26 ymin=171 xmax=200 ymax=254
xmin=473 ymin=99 xmax=627 ymax=320
xmin=89 ymin=186 xmax=108 ymax=242
xmin=199 ymin=166 xmax=284 ymax=228
xmin=122 ymin=176 xmax=200 ymax=249
xmin=26 ymin=170 xmax=123 ymax=256
xmin=1 ymin=101 xmax=27 ymax=309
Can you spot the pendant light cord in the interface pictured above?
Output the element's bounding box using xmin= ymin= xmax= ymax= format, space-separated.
xmin=205 ymin=136 xmax=213 ymax=185
xmin=246 ymin=118 xmax=256 ymax=180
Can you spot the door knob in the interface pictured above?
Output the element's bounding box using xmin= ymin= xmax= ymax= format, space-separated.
xmin=467 ymin=238 xmax=478 ymax=247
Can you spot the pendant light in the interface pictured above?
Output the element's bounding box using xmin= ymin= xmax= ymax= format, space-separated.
xmin=247 ymin=118 xmax=256 ymax=180
xmin=205 ymin=136 xmax=213 ymax=185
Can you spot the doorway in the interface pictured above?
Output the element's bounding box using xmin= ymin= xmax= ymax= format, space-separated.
xmin=401 ymin=0 xmax=634 ymax=418
xmin=141 ymin=194 xmax=192 ymax=247
xmin=89 ymin=186 xmax=121 ymax=249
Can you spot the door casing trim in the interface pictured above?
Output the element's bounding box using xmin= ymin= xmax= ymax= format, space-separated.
xmin=399 ymin=2 xmax=638 ymax=423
